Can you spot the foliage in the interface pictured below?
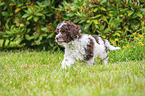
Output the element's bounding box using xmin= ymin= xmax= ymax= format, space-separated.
xmin=0 ymin=0 xmax=145 ymax=49
xmin=109 ymin=32 xmax=145 ymax=62
xmin=58 ymin=0 xmax=145 ymax=45
xmin=0 ymin=0 xmax=61 ymax=49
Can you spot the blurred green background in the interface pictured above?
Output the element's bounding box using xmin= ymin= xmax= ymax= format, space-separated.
xmin=0 ymin=0 xmax=145 ymax=50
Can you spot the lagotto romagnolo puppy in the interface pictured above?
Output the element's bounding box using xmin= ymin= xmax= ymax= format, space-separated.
xmin=55 ymin=21 xmax=121 ymax=69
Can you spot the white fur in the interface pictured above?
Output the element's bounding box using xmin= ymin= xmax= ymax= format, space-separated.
xmin=104 ymin=39 xmax=121 ymax=50
xmin=61 ymin=34 xmax=90 ymax=68
xmin=57 ymin=21 xmax=67 ymax=32
xmin=57 ymin=34 xmax=120 ymax=69
xmin=55 ymin=21 xmax=121 ymax=69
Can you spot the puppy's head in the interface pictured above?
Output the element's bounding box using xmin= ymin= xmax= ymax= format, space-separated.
xmin=55 ymin=21 xmax=81 ymax=45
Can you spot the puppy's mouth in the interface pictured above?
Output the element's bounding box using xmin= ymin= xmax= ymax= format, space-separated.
xmin=55 ymin=39 xmax=65 ymax=45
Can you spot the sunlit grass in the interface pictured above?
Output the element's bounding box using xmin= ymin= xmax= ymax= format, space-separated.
xmin=0 ymin=50 xmax=145 ymax=96
xmin=0 ymin=33 xmax=145 ymax=95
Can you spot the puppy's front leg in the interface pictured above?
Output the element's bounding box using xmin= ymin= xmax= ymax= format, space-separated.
xmin=61 ymin=56 xmax=75 ymax=69
xmin=84 ymin=57 xmax=95 ymax=66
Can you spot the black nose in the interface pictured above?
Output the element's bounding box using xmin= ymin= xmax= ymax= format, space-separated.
xmin=55 ymin=37 xmax=59 ymax=40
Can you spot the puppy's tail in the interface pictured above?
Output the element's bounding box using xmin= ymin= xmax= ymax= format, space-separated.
xmin=104 ymin=39 xmax=121 ymax=50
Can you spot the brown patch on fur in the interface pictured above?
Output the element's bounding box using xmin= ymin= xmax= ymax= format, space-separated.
xmin=92 ymin=35 xmax=100 ymax=44
xmin=60 ymin=21 xmax=81 ymax=43
xmin=85 ymin=38 xmax=94 ymax=60
xmin=105 ymin=46 xmax=108 ymax=53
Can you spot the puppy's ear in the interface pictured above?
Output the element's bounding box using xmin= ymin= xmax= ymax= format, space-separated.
xmin=68 ymin=20 xmax=71 ymax=23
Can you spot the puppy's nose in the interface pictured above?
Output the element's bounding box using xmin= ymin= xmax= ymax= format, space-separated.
xmin=55 ymin=29 xmax=58 ymax=33
xmin=55 ymin=36 xmax=59 ymax=40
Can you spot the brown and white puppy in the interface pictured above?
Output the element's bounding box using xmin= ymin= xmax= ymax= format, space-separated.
xmin=55 ymin=21 xmax=120 ymax=69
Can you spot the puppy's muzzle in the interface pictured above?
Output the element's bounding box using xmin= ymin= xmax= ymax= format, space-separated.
xmin=55 ymin=35 xmax=64 ymax=43
xmin=55 ymin=36 xmax=59 ymax=41
xmin=55 ymin=36 xmax=59 ymax=43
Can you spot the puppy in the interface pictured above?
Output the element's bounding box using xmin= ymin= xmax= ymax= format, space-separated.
xmin=55 ymin=21 xmax=120 ymax=68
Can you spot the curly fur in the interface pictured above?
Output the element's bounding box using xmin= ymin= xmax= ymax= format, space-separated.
xmin=55 ymin=21 xmax=121 ymax=69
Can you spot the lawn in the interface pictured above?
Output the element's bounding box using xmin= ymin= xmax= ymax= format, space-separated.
xmin=0 ymin=50 xmax=145 ymax=96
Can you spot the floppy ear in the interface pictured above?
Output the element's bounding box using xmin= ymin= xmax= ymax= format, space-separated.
xmin=69 ymin=24 xmax=81 ymax=38
xmin=60 ymin=21 xmax=82 ymax=43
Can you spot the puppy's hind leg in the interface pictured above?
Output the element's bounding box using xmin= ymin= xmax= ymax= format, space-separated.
xmin=101 ymin=57 xmax=109 ymax=65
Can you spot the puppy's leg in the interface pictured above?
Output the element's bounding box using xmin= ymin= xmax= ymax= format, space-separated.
xmin=61 ymin=57 xmax=75 ymax=69
xmin=101 ymin=57 xmax=109 ymax=65
xmin=84 ymin=57 xmax=94 ymax=66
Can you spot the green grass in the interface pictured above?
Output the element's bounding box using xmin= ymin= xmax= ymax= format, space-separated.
xmin=0 ymin=50 xmax=145 ymax=96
